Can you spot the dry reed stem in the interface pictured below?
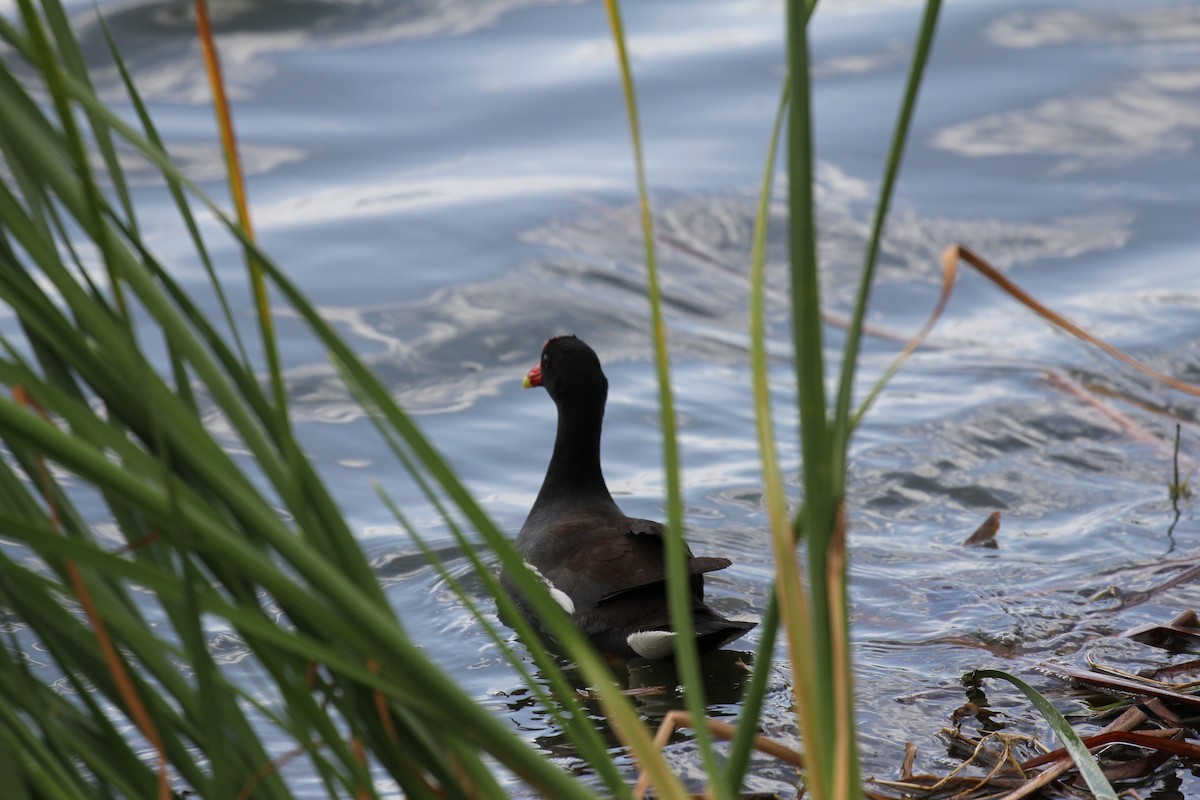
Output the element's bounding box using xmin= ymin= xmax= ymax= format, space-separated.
xmin=944 ymin=245 xmax=1200 ymax=399
xmin=351 ymin=736 xmax=369 ymax=800
xmin=828 ymin=500 xmax=852 ymax=800
xmin=13 ymin=386 xmax=172 ymax=799
xmin=900 ymin=742 xmax=917 ymax=780
xmin=995 ymin=704 xmax=1146 ymax=800
xmin=1087 ymin=652 xmax=1200 ymax=691
xmin=851 ymin=234 xmax=959 ymax=428
xmin=1019 ymin=728 xmax=1200 ymax=770
xmin=367 ymin=659 xmax=402 ymax=748
xmin=236 ymin=744 xmax=313 ymax=800
xmin=1043 ymin=372 xmax=1166 ymax=448
xmin=192 ymin=0 xmax=254 ymax=243
xmin=926 ymin=732 xmax=1031 ymax=795
xmin=631 ymin=710 xmax=804 ymax=799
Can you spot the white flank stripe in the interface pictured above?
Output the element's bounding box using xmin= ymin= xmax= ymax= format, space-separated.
xmin=548 ymin=587 xmax=575 ymax=615
xmin=523 ymin=562 xmax=575 ymax=615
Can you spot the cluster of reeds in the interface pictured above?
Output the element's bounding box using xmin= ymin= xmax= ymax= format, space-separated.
xmin=0 ymin=0 xmax=1138 ymax=797
xmin=0 ymin=0 xmax=655 ymax=794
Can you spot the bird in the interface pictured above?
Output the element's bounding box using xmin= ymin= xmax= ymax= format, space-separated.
xmin=501 ymin=335 xmax=755 ymax=659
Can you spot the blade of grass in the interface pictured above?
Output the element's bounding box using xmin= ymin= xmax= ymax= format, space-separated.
xmin=831 ymin=0 xmax=944 ymax=472
xmin=17 ymin=32 xmax=261 ymax=796
xmin=0 ymin=493 xmax=591 ymax=797
xmin=724 ymin=595 xmax=782 ymax=785
xmin=601 ymin=2 xmax=720 ymax=795
xmin=734 ymin=63 xmax=822 ymax=795
xmin=367 ymin=463 xmax=627 ymax=796
xmin=850 ymin=241 xmax=956 ymax=430
xmin=208 ymin=230 xmax=672 ymax=796
xmin=969 ymin=669 xmax=1119 ymax=800
xmin=784 ymin=0 xmax=840 ymax=795
xmin=17 ymin=392 xmax=170 ymax=798
xmin=94 ymin=5 xmax=251 ymax=367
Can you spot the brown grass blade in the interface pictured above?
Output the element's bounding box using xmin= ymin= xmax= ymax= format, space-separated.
xmin=963 ymin=511 xmax=1001 ymax=547
xmin=192 ymin=0 xmax=254 ymax=243
xmin=852 ymin=239 xmax=958 ymax=428
xmin=1019 ymin=729 xmax=1200 ymax=770
xmin=13 ymin=386 xmax=171 ymax=799
xmin=945 ymin=244 xmax=1200 ymax=398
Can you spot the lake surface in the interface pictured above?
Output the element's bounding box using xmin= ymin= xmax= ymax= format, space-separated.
xmin=38 ymin=0 xmax=1200 ymax=794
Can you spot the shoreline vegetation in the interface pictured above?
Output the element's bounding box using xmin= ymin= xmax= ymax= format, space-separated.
xmin=1 ymin=0 xmax=1197 ymax=797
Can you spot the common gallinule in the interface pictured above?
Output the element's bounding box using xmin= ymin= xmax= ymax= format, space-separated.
xmin=502 ymin=335 xmax=755 ymax=659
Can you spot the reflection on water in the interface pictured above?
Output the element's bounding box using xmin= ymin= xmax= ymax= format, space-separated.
xmin=278 ymin=174 xmax=1133 ymax=422
xmin=935 ymin=7 xmax=1200 ymax=172
xmin=119 ymin=140 xmax=306 ymax=184
xmin=254 ymin=172 xmax=624 ymax=228
xmin=987 ymin=7 xmax=1200 ymax=48
xmin=78 ymin=0 xmax=567 ymax=101
xmin=934 ymin=69 xmax=1200 ymax=171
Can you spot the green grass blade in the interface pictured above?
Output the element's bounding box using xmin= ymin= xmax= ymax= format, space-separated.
xmin=45 ymin=0 xmax=137 ymax=235
xmin=94 ymin=5 xmax=252 ymax=367
xmin=724 ymin=594 xmax=781 ymax=784
xmin=365 ymin=447 xmax=626 ymax=796
xmin=735 ymin=65 xmax=819 ymax=793
xmin=831 ymin=0 xmax=944 ymax=471
xmin=601 ymin=2 xmax=719 ymax=795
xmin=970 ymin=669 xmax=1118 ymax=800
xmin=784 ymin=0 xmax=845 ymax=795
xmin=0 ymin=1 xmax=624 ymax=794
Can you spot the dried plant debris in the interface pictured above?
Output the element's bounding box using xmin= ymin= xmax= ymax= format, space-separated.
xmin=963 ymin=512 xmax=1002 ymax=548
xmin=868 ymin=611 xmax=1200 ymax=799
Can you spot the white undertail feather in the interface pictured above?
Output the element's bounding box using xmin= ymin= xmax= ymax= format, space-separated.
xmin=626 ymin=630 xmax=677 ymax=659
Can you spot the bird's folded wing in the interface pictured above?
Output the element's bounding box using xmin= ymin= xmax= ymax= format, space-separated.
xmin=536 ymin=513 xmax=732 ymax=609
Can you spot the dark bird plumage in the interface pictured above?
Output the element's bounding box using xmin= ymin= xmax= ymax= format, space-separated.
xmin=501 ymin=335 xmax=755 ymax=659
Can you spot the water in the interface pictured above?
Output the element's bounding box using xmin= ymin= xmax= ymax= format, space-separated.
xmin=29 ymin=0 xmax=1200 ymax=794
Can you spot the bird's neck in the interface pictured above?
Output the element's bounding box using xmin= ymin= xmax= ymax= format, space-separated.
xmin=534 ymin=396 xmax=613 ymax=508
